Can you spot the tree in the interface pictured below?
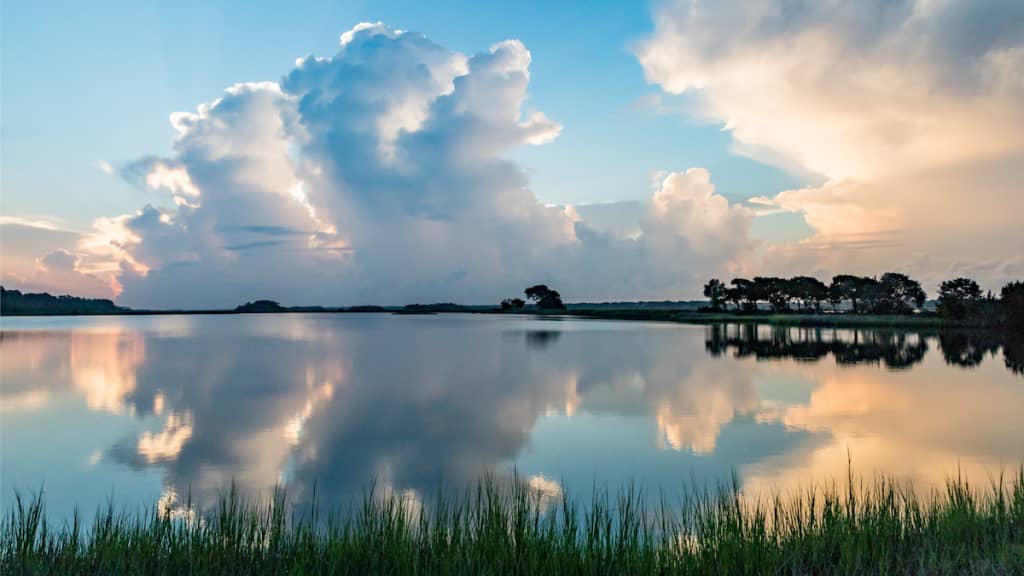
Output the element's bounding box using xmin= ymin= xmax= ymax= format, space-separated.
xmin=724 ymin=287 xmax=744 ymax=311
xmin=235 ymin=300 xmax=285 ymax=313
xmin=879 ymin=272 xmax=926 ymax=314
xmin=755 ymin=276 xmax=791 ymax=312
xmin=827 ymin=282 xmax=844 ymax=312
xmin=1000 ymin=281 xmax=1024 ymax=326
xmin=524 ymin=284 xmax=566 ymax=310
xmin=830 ymin=275 xmax=877 ymax=314
xmin=1 ymin=287 xmax=125 ymax=316
xmin=937 ymin=277 xmax=982 ymax=319
xmin=703 ymin=278 xmax=728 ymax=311
xmin=730 ymin=278 xmax=758 ymax=312
xmin=788 ymin=276 xmax=828 ymax=313
xmin=858 ymin=278 xmax=887 ymax=314
xmin=500 ymin=297 xmax=525 ymax=311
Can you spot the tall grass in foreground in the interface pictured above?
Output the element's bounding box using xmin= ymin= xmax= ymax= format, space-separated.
xmin=4 ymin=471 xmax=1023 ymax=575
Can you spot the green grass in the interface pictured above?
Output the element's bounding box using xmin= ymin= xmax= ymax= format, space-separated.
xmin=4 ymin=471 xmax=1023 ymax=575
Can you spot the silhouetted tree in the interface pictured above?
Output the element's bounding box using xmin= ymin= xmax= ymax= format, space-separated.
xmin=827 ymin=282 xmax=844 ymax=312
xmin=754 ymin=276 xmax=791 ymax=312
xmin=705 ymin=272 xmax=1019 ymax=324
xmin=830 ymin=275 xmax=871 ymax=313
xmin=524 ymin=285 xmax=566 ymax=310
xmin=501 ymin=298 xmax=526 ymax=311
xmin=724 ymin=287 xmax=744 ymax=311
xmin=730 ymin=278 xmax=758 ymax=312
xmin=1 ymin=287 xmax=124 ymax=315
xmin=235 ymin=300 xmax=285 ymax=313
xmin=937 ymin=278 xmax=982 ymax=319
xmin=1000 ymin=281 xmax=1024 ymax=326
xmin=703 ymin=278 xmax=727 ymax=311
xmin=789 ymin=276 xmax=828 ymax=312
xmin=858 ymin=277 xmax=887 ymax=313
xmin=878 ymin=272 xmax=926 ymax=314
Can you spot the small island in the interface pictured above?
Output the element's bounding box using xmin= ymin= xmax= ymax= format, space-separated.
xmin=234 ymin=299 xmax=287 ymax=313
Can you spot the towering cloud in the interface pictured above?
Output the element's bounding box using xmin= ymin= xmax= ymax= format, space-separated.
xmin=4 ymin=6 xmax=1021 ymax=305
xmin=637 ymin=0 xmax=1024 ymax=290
xmin=18 ymin=22 xmax=752 ymax=308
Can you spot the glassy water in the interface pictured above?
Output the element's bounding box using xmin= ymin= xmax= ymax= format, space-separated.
xmin=2 ymin=314 xmax=1021 ymax=520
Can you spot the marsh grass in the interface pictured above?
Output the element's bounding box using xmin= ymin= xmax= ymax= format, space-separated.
xmin=4 ymin=470 xmax=1023 ymax=575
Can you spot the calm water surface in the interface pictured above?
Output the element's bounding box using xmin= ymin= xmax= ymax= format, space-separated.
xmin=2 ymin=314 xmax=1021 ymax=519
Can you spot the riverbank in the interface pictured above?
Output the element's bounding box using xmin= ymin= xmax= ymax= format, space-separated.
xmin=5 ymin=471 xmax=1022 ymax=574
xmin=2 ymin=287 xmax=1012 ymax=331
xmin=538 ymin=309 xmax=950 ymax=329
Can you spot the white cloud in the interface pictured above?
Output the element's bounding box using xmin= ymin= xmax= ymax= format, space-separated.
xmin=637 ymin=0 xmax=1024 ymax=289
xmin=25 ymin=23 xmax=753 ymax=308
xmin=651 ymin=168 xmax=753 ymax=252
xmin=0 ymin=225 xmax=118 ymax=298
xmin=0 ymin=215 xmax=65 ymax=231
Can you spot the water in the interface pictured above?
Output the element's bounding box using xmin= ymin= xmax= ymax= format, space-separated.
xmin=2 ymin=313 xmax=1021 ymax=520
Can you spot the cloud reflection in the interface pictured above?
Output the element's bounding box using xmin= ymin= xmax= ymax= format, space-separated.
xmin=2 ymin=316 xmax=1021 ymax=516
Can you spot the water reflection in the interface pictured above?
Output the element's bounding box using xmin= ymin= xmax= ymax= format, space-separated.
xmin=1 ymin=316 xmax=1021 ymax=521
xmin=0 ymin=328 xmax=145 ymax=414
xmin=705 ymin=323 xmax=1022 ymax=372
xmin=525 ymin=330 xmax=561 ymax=350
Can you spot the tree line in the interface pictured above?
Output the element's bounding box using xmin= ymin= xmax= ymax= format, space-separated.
xmin=0 ymin=287 xmax=124 ymax=316
xmin=702 ymin=274 xmax=1024 ymax=324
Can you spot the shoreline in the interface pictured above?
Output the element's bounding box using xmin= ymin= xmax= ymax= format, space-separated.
xmin=536 ymin=309 xmax=951 ymax=329
xmin=2 ymin=307 xmax=1007 ymax=330
xmin=4 ymin=307 xmax=1009 ymax=331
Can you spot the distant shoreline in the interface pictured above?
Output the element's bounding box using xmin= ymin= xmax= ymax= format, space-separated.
xmin=0 ymin=306 xmax=1002 ymax=331
xmin=526 ymin=309 xmax=950 ymax=329
xmin=2 ymin=285 xmax=1015 ymax=329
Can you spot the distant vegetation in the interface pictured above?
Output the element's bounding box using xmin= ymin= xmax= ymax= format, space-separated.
xmin=0 ymin=288 xmax=398 ymax=316
xmin=399 ymin=303 xmax=474 ymax=314
xmin=4 ymin=275 xmax=1021 ymax=328
xmin=501 ymin=284 xmax=565 ymax=311
xmin=346 ymin=305 xmax=387 ymax=313
xmin=935 ymin=278 xmax=1024 ymax=326
xmin=500 ymin=297 xmax=525 ymax=310
xmin=234 ymin=300 xmax=286 ymax=313
xmin=0 ymin=287 xmax=124 ymax=316
xmin=5 ymin=471 xmax=1022 ymax=574
xmin=525 ymin=284 xmax=566 ymax=310
xmin=704 ymin=273 xmax=925 ymax=314
xmin=702 ymin=274 xmax=1023 ymax=327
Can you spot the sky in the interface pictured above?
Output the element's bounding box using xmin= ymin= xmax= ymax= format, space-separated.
xmin=1 ymin=0 xmax=1022 ymax=307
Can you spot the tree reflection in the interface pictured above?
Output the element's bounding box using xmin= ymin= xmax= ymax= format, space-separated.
xmin=705 ymin=323 xmax=1022 ymax=373
xmin=1004 ymin=333 xmax=1024 ymax=376
xmin=937 ymin=331 xmax=1001 ymax=368
xmin=525 ymin=330 xmax=561 ymax=350
xmin=705 ymin=324 xmax=928 ymax=369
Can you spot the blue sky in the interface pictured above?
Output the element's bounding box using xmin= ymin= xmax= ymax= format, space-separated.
xmin=2 ymin=0 xmax=801 ymax=226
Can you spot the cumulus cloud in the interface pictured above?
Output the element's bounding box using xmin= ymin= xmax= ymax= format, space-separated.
xmin=637 ymin=0 xmax=1024 ymax=290
xmin=26 ymin=23 xmax=752 ymax=308
xmin=0 ymin=218 xmax=118 ymax=298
